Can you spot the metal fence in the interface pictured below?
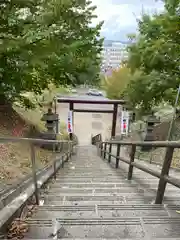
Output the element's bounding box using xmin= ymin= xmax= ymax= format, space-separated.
xmin=95 ymin=138 xmax=180 ymax=204
xmin=0 ymin=137 xmax=75 ymax=231
xmin=128 ymin=113 xmax=180 ymax=168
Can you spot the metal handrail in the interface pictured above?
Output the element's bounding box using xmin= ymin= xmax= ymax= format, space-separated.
xmin=98 ymin=139 xmax=180 ymax=204
xmin=91 ymin=134 xmax=102 ymax=145
xmin=0 ymin=137 xmax=75 ymax=230
xmin=0 ymin=136 xmax=70 ymax=143
xmin=0 ymin=138 xmax=74 ymax=205
xmin=103 ymin=140 xmax=180 ymax=148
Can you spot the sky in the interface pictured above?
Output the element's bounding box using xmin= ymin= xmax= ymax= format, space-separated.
xmin=91 ymin=0 xmax=164 ymax=41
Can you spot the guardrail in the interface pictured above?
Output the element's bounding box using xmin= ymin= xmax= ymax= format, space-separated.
xmin=0 ymin=137 xmax=75 ymax=230
xmin=91 ymin=134 xmax=102 ymax=145
xmin=97 ymin=140 xmax=180 ymax=204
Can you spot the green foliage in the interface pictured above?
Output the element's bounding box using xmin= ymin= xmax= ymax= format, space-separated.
xmin=125 ymin=0 xmax=180 ymax=112
xmin=0 ymin=0 xmax=103 ymax=106
xmin=102 ymin=66 xmax=131 ymax=99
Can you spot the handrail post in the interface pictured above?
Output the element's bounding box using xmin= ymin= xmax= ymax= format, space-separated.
xmin=72 ymin=142 xmax=74 ymax=155
xmin=96 ymin=142 xmax=100 ymax=156
xmin=70 ymin=142 xmax=73 ymax=158
xmin=100 ymin=142 xmax=103 ymax=157
xmin=30 ymin=143 xmax=39 ymax=205
xmin=108 ymin=143 xmax=112 ymax=163
xmin=128 ymin=144 xmax=136 ymax=180
xmin=61 ymin=141 xmax=64 ymax=154
xmin=104 ymin=143 xmax=107 ymax=159
xmin=53 ymin=142 xmax=57 ymax=179
xmin=91 ymin=134 xmax=93 ymax=145
xmin=67 ymin=141 xmax=70 ymax=161
xmin=62 ymin=155 xmax=64 ymax=168
xmin=111 ymin=103 xmax=118 ymax=138
xmin=155 ymin=146 xmax=174 ymax=204
xmin=100 ymin=134 xmax=102 ymax=142
xmin=116 ymin=144 xmax=121 ymax=168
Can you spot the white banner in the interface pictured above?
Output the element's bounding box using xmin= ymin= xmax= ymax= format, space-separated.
xmin=121 ymin=111 xmax=129 ymax=135
xmin=67 ymin=111 xmax=73 ymax=133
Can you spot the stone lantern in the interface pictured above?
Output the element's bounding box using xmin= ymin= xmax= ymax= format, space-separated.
xmin=41 ymin=108 xmax=59 ymax=150
xmin=141 ymin=111 xmax=160 ymax=151
xmin=41 ymin=108 xmax=59 ymax=134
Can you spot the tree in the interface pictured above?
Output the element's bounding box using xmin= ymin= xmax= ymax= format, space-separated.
xmin=76 ymin=61 xmax=102 ymax=86
xmin=125 ymin=0 xmax=180 ymax=112
xmin=0 ymin=0 xmax=103 ymax=106
xmin=102 ymin=66 xmax=131 ymax=99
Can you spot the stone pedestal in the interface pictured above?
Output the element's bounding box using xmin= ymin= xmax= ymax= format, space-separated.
xmin=141 ymin=112 xmax=160 ymax=152
xmin=40 ymin=108 xmax=59 ymax=150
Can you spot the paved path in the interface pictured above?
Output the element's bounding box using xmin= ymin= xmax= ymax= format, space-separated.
xmin=25 ymin=145 xmax=180 ymax=239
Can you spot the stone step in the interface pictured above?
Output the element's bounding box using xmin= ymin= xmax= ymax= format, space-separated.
xmin=56 ymin=172 xmax=123 ymax=175
xmin=41 ymin=190 xmax=180 ymax=198
xmin=126 ymin=196 xmax=180 ymax=205
xmin=11 ymin=238 xmax=180 ymax=240
xmin=24 ymin=217 xmax=180 ymax=239
xmin=45 ymin=183 xmax=178 ymax=190
xmin=48 ymin=182 xmax=141 ymax=188
xmin=41 ymin=192 xmax=155 ymax=199
xmin=62 ymin=167 xmax=117 ymax=170
xmin=31 ymin=204 xmax=170 ymax=219
xmin=43 ymin=195 xmax=126 ymax=205
xmin=47 ymin=180 xmax=162 ymax=188
xmin=54 ymin=176 xmax=159 ymax=180
xmin=55 ymin=174 xmax=156 ymax=179
xmin=55 ymin=174 xmax=124 ymax=177
xmin=53 ymin=178 xmax=127 ymax=183
xmin=56 ymin=168 xmax=124 ymax=172
xmin=61 ymin=166 xmax=115 ymax=170
xmin=58 ymin=172 xmax=118 ymax=175
xmin=58 ymin=166 xmax=118 ymax=170
xmin=44 ymin=187 xmax=147 ymax=194
xmin=43 ymin=194 xmax=180 ymax=205
xmin=48 ymin=182 xmax=179 ymax=192
xmin=59 ymin=167 xmax=118 ymax=170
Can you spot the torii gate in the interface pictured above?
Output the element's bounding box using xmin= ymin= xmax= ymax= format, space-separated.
xmin=56 ymin=97 xmax=126 ymax=140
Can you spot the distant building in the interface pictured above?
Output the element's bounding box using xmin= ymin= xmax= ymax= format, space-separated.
xmin=101 ymin=40 xmax=129 ymax=75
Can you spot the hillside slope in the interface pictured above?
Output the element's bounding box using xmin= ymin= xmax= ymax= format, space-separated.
xmin=0 ymin=103 xmax=60 ymax=188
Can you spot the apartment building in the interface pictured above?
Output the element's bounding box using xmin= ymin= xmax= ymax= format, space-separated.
xmin=101 ymin=41 xmax=129 ymax=74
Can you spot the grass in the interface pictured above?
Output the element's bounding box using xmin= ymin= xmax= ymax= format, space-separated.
xmin=15 ymin=84 xmax=70 ymax=135
xmin=13 ymin=104 xmax=69 ymax=139
xmin=0 ymin=86 xmax=69 ymax=187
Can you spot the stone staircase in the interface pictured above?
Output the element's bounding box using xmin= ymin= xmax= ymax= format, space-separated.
xmin=24 ymin=145 xmax=180 ymax=239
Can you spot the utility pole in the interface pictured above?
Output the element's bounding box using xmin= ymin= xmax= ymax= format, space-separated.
xmin=167 ymin=84 xmax=180 ymax=141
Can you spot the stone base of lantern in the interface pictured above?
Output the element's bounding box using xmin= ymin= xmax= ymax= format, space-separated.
xmin=38 ymin=132 xmax=60 ymax=151
xmin=141 ymin=135 xmax=154 ymax=152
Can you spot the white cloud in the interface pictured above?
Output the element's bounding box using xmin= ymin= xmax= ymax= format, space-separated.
xmin=91 ymin=0 xmax=164 ymax=40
